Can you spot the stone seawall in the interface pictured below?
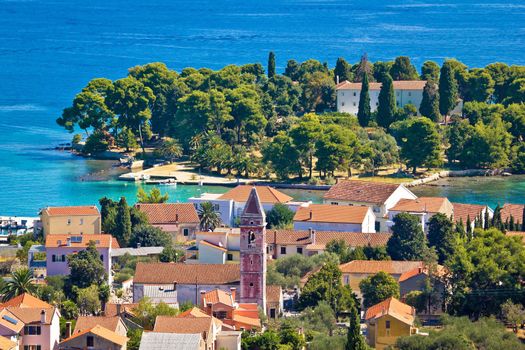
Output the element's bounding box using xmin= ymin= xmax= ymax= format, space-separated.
xmin=405 ymin=169 xmax=504 ymax=187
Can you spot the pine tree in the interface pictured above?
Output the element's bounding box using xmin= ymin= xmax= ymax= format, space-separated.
xmin=377 ymin=73 xmax=396 ymax=128
xmin=345 ymin=303 xmax=367 ymax=350
xmin=116 ymin=197 xmax=132 ymax=247
xmin=456 ymin=218 xmax=466 ymax=239
xmin=268 ymin=52 xmax=276 ymax=79
xmin=439 ymin=60 xmax=458 ymax=116
xmin=334 ymin=57 xmax=351 ymax=83
xmin=357 ymin=71 xmax=371 ymax=127
xmin=419 ymin=80 xmax=441 ymax=122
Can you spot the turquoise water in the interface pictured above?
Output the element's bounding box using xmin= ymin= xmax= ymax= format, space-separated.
xmin=1 ymin=0 xmax=525 ymax=216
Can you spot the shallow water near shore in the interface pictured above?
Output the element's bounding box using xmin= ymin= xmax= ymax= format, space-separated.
xmin=1 ymin=0 xmax=525 ymax=215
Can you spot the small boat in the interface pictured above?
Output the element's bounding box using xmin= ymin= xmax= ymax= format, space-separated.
xmin=502 ymin=172 xmax=512 ymax=176
xmin=139 ymin=174 xmax=150 ymax=181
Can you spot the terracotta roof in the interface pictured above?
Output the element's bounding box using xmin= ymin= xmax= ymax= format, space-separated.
xmin=324 ymin=180 xmax=407 ymax=204
xmin=266 ymin=285 xmax=282 ymax=304
xmin=266 ymin=230 xmax=390 ymax=247
xmin=219 ymin=185 xmax=292 ymax=204
xmin=0 ymin=336 xmax=17 ymax=350
xmin=390 ymin=197 xmax=452 ymax=214
xmin=202 ymin=289 xmax=234 ymax=307
xmin=232 ymin=313 xmax=261 ymax=328
xmin=1 ymin=293 xmax=52 ymax=309
xmin=43 ymin=205 xmax=99 ymax=216
xmin=134 ymin=263 xmax=240 ymax=285
xmin=45 ymin=234 xmax=115 ymax=248
xmin=104 ymin=303 xmax=138 ymax=317
xmin=7 ymin=307 xmax=55 ymax=324
xmin=293 ymin=204 xmax=370 ymax=224
xmin=200 ymin=240 xmax=227 ymax=252
xmin=73 ymin=316 xmax=124 ymax=334
xmin=507 ymin=231 xmax=525 ymax=244
xmin=339 ymin=260 xmax=423 ymax=275
xmin=336 ymin=80 xmax=426 ymax=91
xmin=178 ymin=307 xmax=210 ymax=319
xmin=364 ymin=297 xmax=415 ymax=325
xmin=398 ymin=265 xmax=447 ymax=282
xmin=61 ymin=325 xmax=128 ymax=346
xmin=0 ymin=309 xmax=24 ymax=333
xmin=453 ymin=203 xmax=486 ymax=224
xmin=153 ymin=316 xmax=212 ymax=336
xmin=501 ymin=204 xmax=525 ymax=224
xmin=135 ymin=203 xmax=199 ymax=224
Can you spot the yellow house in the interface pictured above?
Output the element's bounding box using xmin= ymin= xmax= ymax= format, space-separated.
xmin=40 ymin=206 xmax=101 ymax=237
xmin=365 ymin=297 xmax=418 ymax=350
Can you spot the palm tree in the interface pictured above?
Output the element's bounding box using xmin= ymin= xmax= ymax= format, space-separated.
xmin=137 ymin=187 xmax=169 ymax=203
xmin=1 ymin=268 xmax=37 ymax=302
xmin=198 ymin=202 xmax=221 ymax=231
xmin=158 ymin=137 xmax=183 ymax=162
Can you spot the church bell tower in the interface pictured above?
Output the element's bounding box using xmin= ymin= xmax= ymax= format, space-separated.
xmin=239 ymin=187 xmax=267 ymax=312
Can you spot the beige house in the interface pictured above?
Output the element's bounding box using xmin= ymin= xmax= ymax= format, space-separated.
xmin=293 ymin=204 xmax=376 ymax=233
xmin=135 ymin=203 xmax=200 ymax=242
xmin=59 ymin=325 xmax=128 ymax=350
xmin=40 ymin=206 xmax=101 ymax=237
xmin=388 ymin=197 xmax=453 ymax=233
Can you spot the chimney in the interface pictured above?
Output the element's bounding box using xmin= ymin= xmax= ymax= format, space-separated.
xmin=173 ymin=281 xmax=177 ymax=291
xmin=336 ymin=75 xmax=340 ymax=84
xmin=65 ymin=321 xmax=72 ymax=338
xmin=40 ymin=309 xmax=46 ymax=324
xmin=309 ymin=210 xmax=313 ymax=220
xmin=309 ymin=228 xmax=316 ymax=244
xmin=230 ymin=287 xmax=236 ymax=301
xmin=66 ymin=237 xmax=71 ymax=247
xmin=175 ymin=213 xmax=179 ymax=223
xmin=200 ymin=290 xmax=206 ymax=307
xmin=116 ymin=303 xmax=121 ymax=316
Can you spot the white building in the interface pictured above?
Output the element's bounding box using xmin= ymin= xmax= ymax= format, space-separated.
xmin=293 ymin=204 xmax=376 ymax=233
xmin=387 ymin=197 xmax=454 ymax=233
xmin=324 ymin=180 xmax=417 ymax=232
xmin=336 ymin=80 xmax=426 ymax=115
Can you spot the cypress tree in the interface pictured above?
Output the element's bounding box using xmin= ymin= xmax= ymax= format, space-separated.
xmin=466 ymin=215 xmax=472 ymax=236
xmin=357 ymin=71 xmax=371 ymax=127
xmin=439 ymin=60 xmax=458 ymax=116
xmin=492 ymin=204 xmax=502 ymax=229
xmin=116 ymin=197 xmax=132 ymax=247
xmin=419 ymin=80 xmax=441 ymax=122
xmin=509 ymin=215 xmax=515 ymax=231
xmin=334 ymin=57 xmax=351 ymax=83
xmin=346 ymin=303 xmax=367 ymax=350
xmin=456 ymin=218 xmax=466 ymax=238
xmin=377 ymin=73 xmax=396 ymax=129
xmin=484 ymin=209 xmax=490 ymax=229
xmin=522 ymin=206 xmax=525 ymax=231
xmin=268 ymin=52 xmax=276 ymax=79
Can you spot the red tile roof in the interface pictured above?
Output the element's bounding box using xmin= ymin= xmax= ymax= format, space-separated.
xmin=73 ymin=316 xmax=123 ymax=334
xmin=135 ymin=203 xmax=199 ymax=224
xmin=1 ymin=293 xmax=52 ymax=309
xmin=60 ymin=325 xmax=128 ymax=346
xmin=219 ymin=186 xmax=292 ymax=204
xmin=45 ymin=234 xmax=115 ymax=248
xmin=266 ymin=285 xmax=282 ymax=304
xmin=398 ymin=265 xmax=447 ymax=282
xmin=501 ymin=204 xmax=525 ymax=224
xmin=202 ymin=289 xmax=234 ymax=307
xmin=42 ymin=206 xmax=99 ymax=216
xmin=364 ymin=297 xmax=415 ymax=325
xmin=452 ymin=203 xmax=487 ymax=224
xmin=339 ymin=260 xmax=423 ymax=275
xmin=104 ymin=303 xmax=138 ymax=317
xmin=336 ymin=80 xmax=426 ymax=91
xmin=293 ymin=204 xmax=370 ymax=224
xmin=390 ymin=197 xmax=453 ymax=214
xmin=266 ymin=230 xmax=390 ymax=247
xmin=153 ymin=316 xmax=212 ymax=336
xmin=134 ymin=263 xmax=240 ymax=285
xmin=324 ymin=180 xmax=407 ymax=204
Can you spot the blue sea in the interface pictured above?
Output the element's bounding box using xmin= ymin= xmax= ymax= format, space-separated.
xmin=1 ymin=0 xmax=524 ymax=216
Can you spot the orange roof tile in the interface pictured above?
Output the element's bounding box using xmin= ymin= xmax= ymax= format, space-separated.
xmin=104 ymin=303 xmax=138 ymax=317
xmin=231 ymin=313 xmax=261 ymax=328
xmin=73 ymin=316 xmax=124 ymax=334
xmin=7 ymin=307 xmax=55 ymax=324
xmin=177 ymin=307 xmax=211 ymax=319
xmin=266 ymin=285 xmax=282 ymax=304
xmin=398 ymin=265 xmax=447 ymax=282
xmin=202 ymin=289 xmax=234 ymax=307
xmin=452 ymin=203 xmax=486 ymax=224
xmin=336 ymin=80 xmax=426 ymax=91
xmin=0 ymin=336 xmax=17 ymax=350
xmin=60 ymin=325 xmax=128 ymax=346
xmin=134 ymin=263 xmax=240 ymax=285
xmin=501 ymin=204 xmax=525 ymax=224
xmin=153 ymin=316 xmax=212 ymax=336
xmin=43 ymin=206 xmax=99 ymax=216
xmin=324 ymin=180 xmax=407 ymax=204
xmin=219 ymin=186 xmax=292 ymax=204
xmin=293 ymin=204 xmax=370 ymax=224
xmin=45 ymin=234 xmax=115 ymax=248
xmin=390 ymin=197 xmax=452 ymax=214
xmin=200 ymin=240 xmax=227 ymax=252
xmin=266 ymin=230 xmax=390 ymax=247
xmin=135 ymin=203 xmax=199 ymax=224
xmin=339 ymin=260 xmax=423 ymax=275
xmin=2 ymin=293 xmax=52 ymax=309
xmin=365 ymin=297 xmax=415 ymax=325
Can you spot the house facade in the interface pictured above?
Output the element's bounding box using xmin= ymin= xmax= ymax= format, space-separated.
xmin=40 ymin=206 xmax=101 ymax=237
xmin=324 ymin=180 xmax=417 ymax=232
xmin=388 ymin=197 xmax=453 ymax=233
xmin=135 ymin=203 xmax=200 ymax=242
xmin=293 ymin=204 xmax=376 ymax=233
xmin=59 ymin=325 xmax=128 ymax=350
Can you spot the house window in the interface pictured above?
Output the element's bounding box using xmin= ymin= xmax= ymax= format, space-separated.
xmin=80 ymin=218 xmax=84 ymax=225
xmin=52 ymin=255 xmax=56 ymax=262
xmin=213 ymin=204 xmax=220 ymax=211
xmin=183 ymin=228 xmax=189 ymax=237
xmin=375 ymin=221 xmax=381 ymax=232
xmin=386 ymin=320 xmax=391 ymax=329
xmin=61 ymin=255 xmax=66 ymax=262
xmin=280 ymin=247 xmax=286 ymax=255
xmin=249 ymin=283 xmax=254 ymax=287
xmin=376 ymin=102 xmax=379 ymax=106
xmin=100 ymin=255 xmax=104 ymax=261
xmin=67 ymin=218 xmax=71 ymax=225
xmin=373 ymin=206 xmax=380 ymax=213
xmin=24 ymin=346 xmax=41 ymax=350
xmin=331 ymin=202 xmax=338 ymax=205
xmin=353 ymin=102 xmax=356 ymax=106
xmin=213 ymin=311 xmax=227 ymax=319
xmin=87 ymin=336 xmax=94 ymax=347
xmin=24 ymin=325 xmax=41 ymax=335
xmin=353 ymin=92 xmax=357 ymax=96
xmin=341 ymin=102 xmax=345 ymax=107
xmin=344 ymin=275 xmax=350 ymax=284
xmin=270 ymin=308 xmax=276 ymax=319
xmin=227 ymin=253 xmax=233 ymax=261
xmin=408 ymin=92 xmax=412 ymax=96
xmin=297 ymin=247 xmax=303 ymax=254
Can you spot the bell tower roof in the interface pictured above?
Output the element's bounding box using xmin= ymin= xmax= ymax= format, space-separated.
xmin=242 ymin=187 xmax=265 ymax=220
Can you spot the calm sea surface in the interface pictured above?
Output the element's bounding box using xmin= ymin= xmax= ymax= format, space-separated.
xmin=1 ymin=0 xmax=524 ymax=216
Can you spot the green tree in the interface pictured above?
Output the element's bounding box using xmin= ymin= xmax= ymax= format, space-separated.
xmin=419 ymin=80 xmax=441 ymax=122
xmin=82 ymin=129 xmax=112 ymax=154
xmin=198 ymin=202 xmax=221 ymax=231
xmin=1 ymin=268 xmax=37 ymax=301
xmin=156 ymin=137 xmax=183 ymax=162
xmin=289 ymin=114 xmax=321 ymax=178
xmin=359 ymin=271 xmax=400 ymax=308
xmin=116 ymin=197 xmax=132 ymax=246
xmin=226 ymin=86 xmax=266 ymax=145
xmin=132 ymin=298 xmax=179 ymax=330
xmin=315 ymin=124 xmax=357 ymax=177
xmin=390 ymin=56 xmax=419 ymax=80
xmin=334 ymin=57 xmax=352 ymax=83
xmin=268 ymin=52 xmax=276 ymax=79
xmin=131 ymin=224 xmax=171 ymax=248
xmin=446 ymin=117 xmax=474 ymax=164
xmin=60 ymin=300 xmax=79 ymax=320
xmin=127 ymin=329 xmax=143 ymax=350
xmin=428 ymin=213 xmax=456 ymax=264
xmin=77 ymin=285 xmax=101 ymax=315
xmin=262 ymin=132 xmax=301 ymax=179
xmin=266 ymin=203 xmax=294 ymax=229
xmin=376 ymin=74 xmax=396 ymax=128
xmin=67 ymin=241 xmax=107 ymax=289
xmin=439 ymin=60 xmax=459 ymax=116
xmin=301 ymin=71 xmax=336 ymax=112
xmin=357 ymin=71 xmax=372 ymax=127
xmin=345 ymin=302 xmax=367 ymax=350
xmin=284 ymin=60 xmax=300 ymax=81
xmin=137 ymin=187 xmax=169 ymax=203
xmin=159 ymin=245 xmax=184 ymax=262
xmin=387 ymin=213 xmax=428 ymax=260
xmin=421 ymin=61 xmax=440 ymax=81
xmin=116 ymin=127 xmax=138 ymax=152
xmin=502 ymin=300 xmax=525 ymax=333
